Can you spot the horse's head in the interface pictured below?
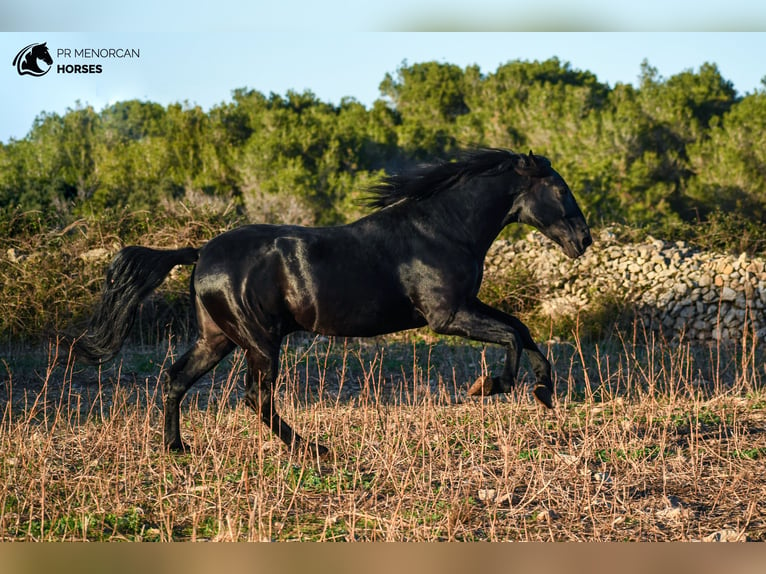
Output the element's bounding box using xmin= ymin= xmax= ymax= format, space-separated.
xmin=507 ymin=151 xmax=592 ymax=259
xmin=16 ymin=42 xmax=53 ymax=75
xmin=34 ymin=43 xmax=53 ymax=65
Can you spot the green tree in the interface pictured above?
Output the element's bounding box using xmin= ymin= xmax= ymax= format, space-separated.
xmin=100 ymin=100 xmax=166 ymax=143
xmin=379 ymin=61 xmax=470 ymax=156
xmin=632 ymin=61 xmax=738 ymax=220
xmin=0 ymin=56 xmax=763 ymax=242
xmin=686 ymin=91 xmax=766 ymax=221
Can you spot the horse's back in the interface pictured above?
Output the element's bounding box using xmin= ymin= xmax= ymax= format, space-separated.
xmin=193 ymin=223 xmax=425 ymax=340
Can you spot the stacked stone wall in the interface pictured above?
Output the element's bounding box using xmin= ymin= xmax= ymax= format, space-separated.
xmin=484 ymin=230 xmax=766 ymax=342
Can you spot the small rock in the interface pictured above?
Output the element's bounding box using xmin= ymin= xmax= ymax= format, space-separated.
xmin=554 ymin=453 xmax=579 ymax=466
xmin=536 ymin=508 xmax=559 ymax=522
xmin=703 ymin=529 xmax=745 ymax=542
xmin=703 ymin=289 xmax=718 ymax=303
xmin=478 ymin=489 xmax=497 ymax=502
xmin=656 ymin=496 xmax=692 ymax=521
xmin=592 ymin=471 xmax=612 ymax=484
xmin=6 ymin=248 xmax=26 ymax=263
xmin=478 ymin=489 xmax=511 ymax=505
xmin=80 ymin=247 xmax=111 ymax=263
xmin=679 ymin=305 xmax=695 ymax=319
xmin=720 ymin=286 xmax=737 ymax=302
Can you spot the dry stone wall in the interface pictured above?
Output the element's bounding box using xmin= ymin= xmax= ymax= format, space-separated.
xmin=484 ymin=229 xmax=766 ymax=343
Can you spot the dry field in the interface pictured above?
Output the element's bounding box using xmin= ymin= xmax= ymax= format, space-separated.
xmin=1 ymin=326 xmax=765 ymax=541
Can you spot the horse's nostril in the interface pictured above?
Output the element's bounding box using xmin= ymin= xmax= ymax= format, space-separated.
xmin=583 ymin=234 xmax=593 ymax=248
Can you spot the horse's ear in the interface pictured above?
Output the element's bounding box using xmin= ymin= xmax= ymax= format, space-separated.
xmin=514 ymin=152 xmax=537 ymax=176
xmin=514 ymin=150 xmax=551 ymax=177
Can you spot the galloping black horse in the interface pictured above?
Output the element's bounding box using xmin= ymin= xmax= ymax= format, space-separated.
xmin=73 ymin=149 xmax=591 ymax=454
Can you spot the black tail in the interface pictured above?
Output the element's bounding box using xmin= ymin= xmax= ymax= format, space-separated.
xmin=71 ymin=246 xmax=199 ymax=364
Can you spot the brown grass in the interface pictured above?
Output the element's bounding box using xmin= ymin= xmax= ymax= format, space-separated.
xmin=0 ymin=207 xmax=242 ymax=343
xmin=1 ymin=325 xmax=765 ymax=542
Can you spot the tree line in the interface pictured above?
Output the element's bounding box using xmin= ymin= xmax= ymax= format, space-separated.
xmin=2 ymin=57 xmax=765 ymax=244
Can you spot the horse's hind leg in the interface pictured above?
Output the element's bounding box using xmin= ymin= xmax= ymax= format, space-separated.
xmin=244 ymin=345 xmax=328 ymax=458
xmin=164 ymin=303 xmax=235 ymax=452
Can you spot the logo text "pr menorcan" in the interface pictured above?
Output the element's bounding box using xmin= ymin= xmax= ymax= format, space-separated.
xmin=56 ymin=48 xmax=140 ymax=58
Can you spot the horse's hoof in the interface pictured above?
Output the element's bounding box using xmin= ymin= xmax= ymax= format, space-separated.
xmin=166 ymin=440 xmax=191 ymax=454
xmin=468 ymin=375 xmax=495 ymax=396
xmin=314 ymin=444 xmax=330 ymax=459
xmin=533 ymin=384 xmax=554 ymax=409
xmin=468 ymin=376 xmax=513 ymax=396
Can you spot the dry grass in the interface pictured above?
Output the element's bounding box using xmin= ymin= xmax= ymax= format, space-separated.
xmin=0 ymin=207 xmax=241 ymax=342
xmin=1 ymin=326 xmax=765 ymax=542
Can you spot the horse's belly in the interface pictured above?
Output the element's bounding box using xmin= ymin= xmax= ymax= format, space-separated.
xmin=294 ymin=287 xmax=426 ymax=337
xmin=316 ymin=304 xmax=426 ymax=337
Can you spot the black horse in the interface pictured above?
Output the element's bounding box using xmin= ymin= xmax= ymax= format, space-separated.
xmin=73 ymin=149 xmax=592 ymax=454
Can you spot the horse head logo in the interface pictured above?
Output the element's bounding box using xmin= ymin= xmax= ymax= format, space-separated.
xmin=12 ymin=42 xmax=53 ymax=77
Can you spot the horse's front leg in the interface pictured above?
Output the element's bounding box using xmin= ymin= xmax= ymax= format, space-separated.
xmin=427 ymin=299 xmax=554 ymax=408
xmin=478 ymin=303 xmax=554 ymax=407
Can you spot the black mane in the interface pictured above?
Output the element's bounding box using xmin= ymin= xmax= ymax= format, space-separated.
xmin=365 ymin=148 xmax=551 ymax=210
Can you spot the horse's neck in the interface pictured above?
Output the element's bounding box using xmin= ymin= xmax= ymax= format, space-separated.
xmin=419 ymin=179 xmax=516 ymax=254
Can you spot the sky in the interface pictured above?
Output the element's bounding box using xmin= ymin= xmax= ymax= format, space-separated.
xmin=2 ymin=2 xmax=765 ymax=143
xmin=3 ymin=0 xmax=766 ymax=32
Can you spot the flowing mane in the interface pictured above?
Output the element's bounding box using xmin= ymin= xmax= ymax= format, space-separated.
xmin=365 ymin=148 xmax=552 ymax=210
